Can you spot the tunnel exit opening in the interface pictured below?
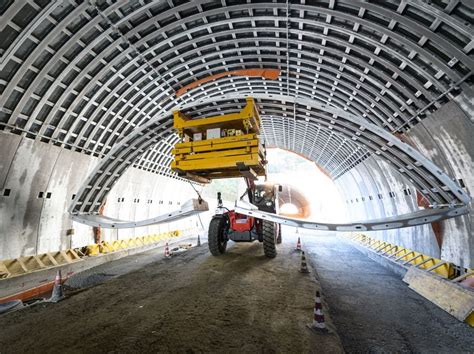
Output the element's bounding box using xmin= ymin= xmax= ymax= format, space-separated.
xmin=265 ymin=148 xmax=348 ymax=224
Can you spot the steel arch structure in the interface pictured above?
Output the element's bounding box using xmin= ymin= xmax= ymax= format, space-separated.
xmin=0 ymin=0 xmax=472 ymax=225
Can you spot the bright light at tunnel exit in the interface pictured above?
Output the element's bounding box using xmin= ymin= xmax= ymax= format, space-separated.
xmin=201 ymin=148 xmax=349 ymax=223
xmin=265 ymin=148 xmax=348 ymax=223
xmin=279 ymin=203 xmax=299 ymax=215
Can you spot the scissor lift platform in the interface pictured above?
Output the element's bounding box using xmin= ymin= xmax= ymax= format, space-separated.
xmin=171 ymin=97 xmax=267 ymax=182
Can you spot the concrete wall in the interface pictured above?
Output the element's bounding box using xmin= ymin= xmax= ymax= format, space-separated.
xmin=335 ymin=97 xmax=473 ymax=268
xmin=335 ymin=156 xmax=440 ymax=260
xmin=405 ymin=97 xmax=473 ymax=268
xmin=100 ymin=168 xmax=204 ymax=244
xmin=0 ymin=130 xmax=202 ymax=260
xmin=0 ymin=131 xmax=99 ymax=259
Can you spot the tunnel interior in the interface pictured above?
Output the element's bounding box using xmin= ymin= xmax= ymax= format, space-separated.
xmin=0 ymin=0 xmax=473 ymax=350
xmin=0 ymin=0 xmax=472 ymax=267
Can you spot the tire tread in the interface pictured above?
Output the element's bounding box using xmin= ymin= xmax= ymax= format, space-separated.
xmin=263 ymin=220 xmax=277 ymax=258
xmin=208 ymin=217 xmax=226 ymax=256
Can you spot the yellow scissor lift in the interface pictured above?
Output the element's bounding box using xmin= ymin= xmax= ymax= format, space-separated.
xmin=171 ymin=97 xmax=267 ymax=183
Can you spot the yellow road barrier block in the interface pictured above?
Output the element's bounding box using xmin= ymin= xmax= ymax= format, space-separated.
xmin=466 ymin=311 xmax=474 ymax=327
xmin=99 ymin=242 xmax=114 ymax=254
xmin=349 ymin=232 xmax=474 ymax=326
xmin=86 ymin=244 xmax=100 ymax=256
xmin=0 ymin=249 xmax=83 ymax=278
xmin=348 ymin=233 xmax=462 ymax=279
xmin=84 ymin=229 xmax=186 ymax=256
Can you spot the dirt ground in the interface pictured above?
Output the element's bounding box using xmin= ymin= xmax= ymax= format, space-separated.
xmin=0 ymin=242 xmax=343 ymax=353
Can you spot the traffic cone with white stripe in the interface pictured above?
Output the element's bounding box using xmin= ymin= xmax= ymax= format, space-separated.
xmin=299 ymin=251 xmax=310 ymax=273
xmin=164 ymin=242 xmax=171 ymax=258
xmin=307 ymin=291 xmax=328 ymax=332
xmin=48 ymin=270 xmax=65 ymax=303
xmin=295 ymin=237 xmax=302 ymax=251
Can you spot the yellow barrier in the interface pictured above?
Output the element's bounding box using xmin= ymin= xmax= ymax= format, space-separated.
xmin=348 ymin=233 xmax=458 ymax=278
xmin=347 ymin=233 xmax=474 ymax=327
xmin=86 ymin=244 xmax=100 ymax=256
xmin=0 ymin=249 xmax=82 ymax=279
xmin=0 ymin=228 xmax=195 ymax=279
xmin=84 ymin=229 xmax=184 ymax=256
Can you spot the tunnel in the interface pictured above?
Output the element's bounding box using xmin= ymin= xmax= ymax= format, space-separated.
xmin=0 ymin=0 xmax=473 ymax=352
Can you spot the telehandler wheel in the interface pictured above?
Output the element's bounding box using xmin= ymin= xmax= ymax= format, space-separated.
xmin=263 ymin=220 xmax=277 ymax=258
xmin=276 ymin=225 xmax=282 ymax=244
xmin=208 ymin=216 xmax=228 ymax=256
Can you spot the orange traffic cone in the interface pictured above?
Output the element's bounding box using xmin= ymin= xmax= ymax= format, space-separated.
xmin=299 ymin=251 xmax=310 ymax=273
xmin=295 ymin=237 xmax=302 ymax=251
xmin=307 ymin=291 xmax=328 ymax=332
xmin=164 ymin=242 xmax=171 ymax=258
xmin=48 ymin=270 xmax=65 ymax=303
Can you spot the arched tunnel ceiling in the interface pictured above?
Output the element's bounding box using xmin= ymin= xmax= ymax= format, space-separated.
xmin=183 ymin=97 xmax=370 ymax=179
xmin=0 ymin=0 xmax=472 ymax=217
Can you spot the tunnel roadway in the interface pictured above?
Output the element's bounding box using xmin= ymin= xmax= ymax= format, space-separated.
xmin=298 ymin=230 xmax=474 ymax=353
xmin=0 ymin=229 xmax=473 ymax=353
xmin=0 ymin=238 xmax=342 ymax=353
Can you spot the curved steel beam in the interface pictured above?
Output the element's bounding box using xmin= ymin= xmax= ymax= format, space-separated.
xmin=72 ymin=198 xmax=209 ymax=229
xmin=234 ymin=201 xmax=469 ymax=232
xmin=69 ymin=93 xmax=471 ymax=217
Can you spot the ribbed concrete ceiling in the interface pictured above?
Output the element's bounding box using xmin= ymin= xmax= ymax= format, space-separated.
xmin=0 ymin=0 xmax=472 ymax=214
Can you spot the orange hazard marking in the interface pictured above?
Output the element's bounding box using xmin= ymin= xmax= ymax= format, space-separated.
xmin=176 ymin=68 xmax=280 ymax=97
xmin=0 ymin=281 xmax=55 ymax=303
xmin=0 ymin=274 xmax=71 ymax=304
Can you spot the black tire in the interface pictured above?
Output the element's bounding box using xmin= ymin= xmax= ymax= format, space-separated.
xmin=208 ymin=216 xmax=228 ymax=256
xmin=263 ymin=220 xmax=277 ymax=258
xmin=276 ymin=225 xmax=282 ymax=244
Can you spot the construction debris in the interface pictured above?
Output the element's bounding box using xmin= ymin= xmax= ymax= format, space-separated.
xmin=178 ymin=243 xmax=193 ymax=250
